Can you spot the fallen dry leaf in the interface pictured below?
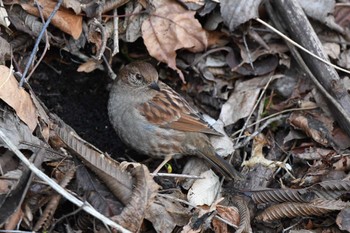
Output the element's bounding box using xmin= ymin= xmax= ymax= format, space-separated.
xmin=18 ymin=0 xmax=82 ymax=39
xmin=142 ymin=0 xmax=208 ymax=82
xmin=77 ymin=59 xmax=102 ymax=73
xmin=0 ymin=37 xmax=11 ymax=64
xmin=289 ymin=112 xmax=332 ymax=147
xmin=0 ymin=66 xmax=37 ymax=131
xmin=336 ymin=208 xmax=350 ymax=232
xmin=333 ymin=156 xmax=350 ymax=172
xmin=219 ymin=75 xmax=280 ymax=126
xmin=299 ymin=0 xmax=334 ymax=20
xmin=242 ymin=133 xmax=292 ymax=171
xmin=187 ymin=169 xmax=220 ymax=206
xmin=212 ymin=205 xmax=240 ymax=233
xmin=146 ymin=195 xmax=190 ymax=233
xmin=220 ymin=0 xmax=262 ymax=31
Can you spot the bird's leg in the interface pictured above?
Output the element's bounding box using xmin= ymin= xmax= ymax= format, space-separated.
xmin=152 ymin=154 xmax=173 ymax=175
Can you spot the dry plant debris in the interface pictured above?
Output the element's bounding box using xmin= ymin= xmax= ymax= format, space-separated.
xmin=1 ymin=0 xmax=350 ymax=232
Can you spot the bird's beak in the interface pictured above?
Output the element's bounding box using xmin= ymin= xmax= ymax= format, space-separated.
xmin=149 ymin=81 xmax=160 ymax=91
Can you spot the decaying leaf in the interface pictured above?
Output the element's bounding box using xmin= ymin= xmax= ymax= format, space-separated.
xmin=234 ymin=43 xmax=288 ymax=76
xmin=219 ymin=75 xmax=280 ymax=126
xmin=18 ymin=0 xmax=82 ymax=39
xmin=220 ymin=0 xmax=262 ymax=31
xmin=204 ymin=116 xmax=234 ymax=158
xmin=61 ymin=0 xmax=82 ymax=15
xmin=298 ymin=0 xmax=342 ymax=32
xmin=333 ymin=156 xmax=350 ymax=172
xmin=0 ymin=66 xmax=37 ymax=132
xmin=181 ymin=157 xmax=212 ymax=190
xmin=74 ymin=164 xmax=124 ymax=220
xmin=291 ymin=146 xmax=335 ymax=160
xmin=242 ymin=134 xmax=291 ymax=171
xmin=142 ymin=0 xmax=208 ymax=82
xmin=323 ymin=42 xmax=340 ymax=60
xmin=336 ymin=207 xmax=350 ymax=232
xmin=51 ymin=113 xmax=160 ymax=232
xmin=288 ymin=112 xmax=335 ymax=147
xmin=183 ymin=198 xmax=223 ymax=232
xmin=0 ymin=37 xmax=10 ymax=64
xmin=256 ymin=199 xmax=350 ymax=222
xmin=146 ymin=195 xmax=190 ymax=233
xmin=124 ymin=1 xmax=146 ymax=43
xmin=112 ymin=164 xmax=159 ymax=232
xmin=187 ymin=170 xmax=221 ymax=206
xmin=212 ymin=205 xmax=240 ymax=233
xmin=50 ymin=114 xmax=133 ymax=205
xmin=250 ymin=180 xmax=350 ymax=205
xmin=77 ymin=59 xmax=103 ymax=73
xmin=33 ymin=167 xmax=76 ymax=231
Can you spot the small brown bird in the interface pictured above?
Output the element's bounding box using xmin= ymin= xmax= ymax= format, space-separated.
xmin=108 ymin=62 xmax=242 ymax=180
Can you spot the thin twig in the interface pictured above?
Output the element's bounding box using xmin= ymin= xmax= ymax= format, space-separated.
xmin=231 ymin=106 xmax=318 ymax=138
xmin=26 ymin=0 xmax=50 ymax=82
xmin=256 ymin=18 xmax=350 ymax=75
xmin=157 ymin=193 xmax=238 ymax=229
xmin=191 ymin=46 xmax=233 ymax=67
xmin=98 ymin=0 xmax=130 ymax=15
xmin=233 ymin=114 xmax=289 ymax=150
xmin=0 ymin=129 xmax=131 ymax=233
xmin=233 ymin=75 xmax=274 ymax=146
xmin=242 ymin=32 xmax=254 ymax=70
xmin=19 ymin=0 xmax=63 ymax=87
xmin=152 ymin=173 xmax=204 ymax=179
xmin=89 ymin=18 xmax=107 ymax=60
xmin=102 ymin=54 xmax=117 ymax=80
xmin=112 ymin=8 xmax=119 ymax=56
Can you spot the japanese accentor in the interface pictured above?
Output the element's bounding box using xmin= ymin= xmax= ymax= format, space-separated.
xmin=108 ymin=62 xmax=242 ymax=180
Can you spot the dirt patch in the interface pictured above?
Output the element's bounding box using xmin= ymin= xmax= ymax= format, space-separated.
xmin=30 ymin=58 xmax=125 ymax=157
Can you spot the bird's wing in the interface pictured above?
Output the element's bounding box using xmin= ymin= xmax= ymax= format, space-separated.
xmin=137 ymin=82 xmax=221 ymax=136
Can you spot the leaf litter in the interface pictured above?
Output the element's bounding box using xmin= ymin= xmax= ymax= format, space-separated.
xmin=1 ymin=0 xmax=350 ymax=232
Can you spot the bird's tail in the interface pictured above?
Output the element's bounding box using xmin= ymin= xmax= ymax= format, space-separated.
xmin=198 ymin=150 xmax=243 ymax=180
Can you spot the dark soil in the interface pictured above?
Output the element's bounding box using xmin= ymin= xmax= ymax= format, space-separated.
xmin=30 ymin=56 xmax=126 ymax=158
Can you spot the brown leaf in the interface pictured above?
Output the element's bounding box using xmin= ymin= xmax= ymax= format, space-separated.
xmin=146 ymin=195 xmax=190 ymax=233
xmin=289 ymin=112 xmax=331 ymax=147
xmin=113 ymin=164 xmax=160 ymax=232
xmin=77 ymin=59 xmax=102 ymax=73
xmin=292 ymin=146 xmax=335 ymax=160
xmin=19 ymin=0 xmax=82 ymax=39
xmin=212 ymin=205 xmax=240 ymax=233
xmin=4 ymin=208 xmax=23 ymax=230
xmin=33 ymin=167 xmax=76 ymax=231
xmin=0 ymin=66 xmax=37 ymax=131
xmin=142 ymin=0 xmax=208 ymax=82
xmin=333 ymin=156 xmax=350 ymax=172
xmin=50 ymin=114 xmax=133 ymax=205
xmin=219 ymin=75 xmax=280 ymax=126
xmin=256 ymin=199 xmax=350 ymax=222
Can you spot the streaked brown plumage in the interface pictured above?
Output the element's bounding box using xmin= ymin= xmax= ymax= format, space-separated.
xmin=108 ymin=62 xmax=242 ymax=180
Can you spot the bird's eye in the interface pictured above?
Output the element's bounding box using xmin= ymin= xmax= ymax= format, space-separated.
xmin=135 ymin=74 xmax=143 ymax=80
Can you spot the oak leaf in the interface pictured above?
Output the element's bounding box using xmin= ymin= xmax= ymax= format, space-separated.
xmin=141 ymin=0 xmax=208 ymax=82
